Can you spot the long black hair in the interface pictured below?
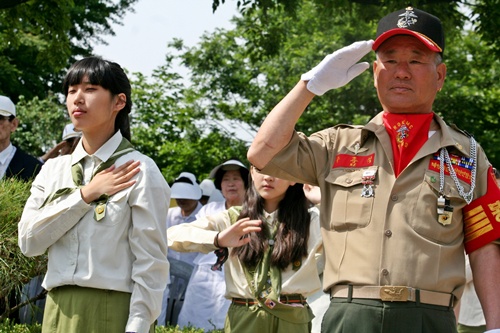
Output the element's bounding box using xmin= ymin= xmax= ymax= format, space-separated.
xmin=62 ymin=56 xmax=132 ymax=141
xmin=232 ymin=173 xmax=311 ymax=270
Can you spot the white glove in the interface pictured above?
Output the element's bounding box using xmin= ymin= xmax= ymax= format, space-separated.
xmin=301 ymin=40 xmax=374 ymax=96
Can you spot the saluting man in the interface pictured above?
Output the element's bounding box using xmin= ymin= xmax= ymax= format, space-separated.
xmin=248 ymin=7 xmax=500 ymax=333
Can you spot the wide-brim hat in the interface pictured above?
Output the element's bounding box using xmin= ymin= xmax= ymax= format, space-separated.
xmin=209 ymin=159 xmax=249 ymax=190
xmin=200 ymin=179 xmax=225 ymax=202
xmin=373 ymin=7 xmax=444 ymax=54
xmin=0 ymin=96 xmax=16 ymax=117
xmin=171 ymin=172 xmax=202 ymax=200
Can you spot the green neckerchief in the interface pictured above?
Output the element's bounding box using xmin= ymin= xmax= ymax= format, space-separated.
xmin=228 ymin=207 xmax=281 ymax=303
xmin=228 ymin=207 xmax=314 ymax=324
xmin=40 ymin=137 xmax=134 ymax=221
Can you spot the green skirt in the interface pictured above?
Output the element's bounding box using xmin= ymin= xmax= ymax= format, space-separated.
xmin=42 ymin=285 xmax=154 ymax=333
xmin=225 ymin=302 xmax=313 ymax=333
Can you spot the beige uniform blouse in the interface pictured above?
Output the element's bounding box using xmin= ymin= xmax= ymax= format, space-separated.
xmin=168 ymin=208 xmax=323 ymax=299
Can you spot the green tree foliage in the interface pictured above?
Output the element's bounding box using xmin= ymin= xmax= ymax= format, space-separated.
xmin=212 ymin=0 xmax=499 ymax=56
xmin=12 ymin=94 xmax=69 ymax=158
xmin=0 ymin=0 xmax=137 ymax=102
xmin=129 ymin=54 xmax=249 ymax=182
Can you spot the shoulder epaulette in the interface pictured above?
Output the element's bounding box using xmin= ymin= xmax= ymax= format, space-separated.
xmin=332 ymin=123 xmax=364 ymax=130
xmin=450 ymin=124 xmax=473 ymax=138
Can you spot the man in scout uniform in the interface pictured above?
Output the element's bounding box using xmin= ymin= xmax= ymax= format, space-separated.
xmin=248 ymin=7 xmax=500 ymax=333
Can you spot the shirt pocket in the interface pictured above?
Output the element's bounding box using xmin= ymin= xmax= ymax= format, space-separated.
xmin=408 ymin=170 xmax=466 ymax=244
xmin=92 ymin=189 xmax=130 ymax=228
xmin=325 ymin=166 xmax=377 ymax=231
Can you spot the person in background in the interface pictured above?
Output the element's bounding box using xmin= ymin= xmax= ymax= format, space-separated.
xmin=18 ymin=56 xmax=170 ymax=333
xmin=0 ymin=95 xmax=42 ymax=181
xmin=39 ymin=123 xmax=82 ymax=163
xmin=158 ymin=171 xmax=202 ymax=325
xmin=456 ymin=167 xmax=500 ymax=333
xmin=176 ymin=158 xmax=249 ymax=331
xmin=248 ymin=7 xmax=500 ymax=333
xmin=199 ymin=178 xmax=224 ymax=205
xmin=168 ymin=166 xmax=323 ymax=333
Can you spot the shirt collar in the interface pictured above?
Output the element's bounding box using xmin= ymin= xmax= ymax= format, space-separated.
xmin=71 ymin=131 xmax=123 ymax=165
xmin=263 ymin=210 xmax=278 ymax=225
xmin=0 ymin=143 xmax=14 ymax=164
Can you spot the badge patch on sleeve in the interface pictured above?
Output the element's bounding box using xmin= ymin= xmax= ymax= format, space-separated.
xmin=333 ymin=153 xmax=375 ymax=168
xmin=429 ymin=153 xmax=473 ymax=184
xmin=463 ymin=166 xmax=500 ymax=253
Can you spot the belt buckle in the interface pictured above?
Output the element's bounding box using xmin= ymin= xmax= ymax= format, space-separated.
xmin=380 ymin=286 xmax=409 ymax=302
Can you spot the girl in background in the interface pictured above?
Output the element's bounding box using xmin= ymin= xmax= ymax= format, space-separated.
xmin=169 ymin=166 xmax=323 ymax=332
xmin=18 ymin=57 xmax=170 ymax=333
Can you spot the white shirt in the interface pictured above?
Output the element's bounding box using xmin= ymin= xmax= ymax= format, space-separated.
xmin=193 ymin=200 xmax=227 ymax=265
xmin=458 ymin=255 xmax=486 ymax=326
xmin=167 ymin=203 xmax=202 ymax=265
xmin=18 ymin=132 xmax=171 ymax=333
xmin=0 ymin=143 xmax=15 ymax=179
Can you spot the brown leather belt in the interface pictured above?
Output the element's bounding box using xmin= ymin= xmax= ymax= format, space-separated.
xmin=232 ymin=294 xmax=306 ymax=306
xmin=330 ymin=285 xmax=453 ymax=307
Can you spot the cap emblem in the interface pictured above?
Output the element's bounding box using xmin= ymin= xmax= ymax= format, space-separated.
xmin=397 ymin=7 xmax=418 ymax=28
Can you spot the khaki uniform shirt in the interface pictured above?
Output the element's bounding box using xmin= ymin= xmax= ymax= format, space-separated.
xmin=261 ymin=112 xmax=494 ymax=300
xmin=168 ymin=208 xmax=323 ymax=299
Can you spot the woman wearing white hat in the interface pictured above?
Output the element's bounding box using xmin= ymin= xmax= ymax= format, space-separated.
xmin=158 ymin=172 xmax=203 ymax=326
xmin=176 ymin=159 xmax=249 ymax=331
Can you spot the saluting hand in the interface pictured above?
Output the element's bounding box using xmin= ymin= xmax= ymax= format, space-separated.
xmin=80 ymin=160 xmax=140 ymax=203
xmin=301 ymin=40 xmax=374 ymax=96
xmin=216 ymin=218 xmax=262 ymax=248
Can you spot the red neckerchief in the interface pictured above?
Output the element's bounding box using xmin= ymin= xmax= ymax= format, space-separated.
xmin=383 ymin=112 xmax=434 ymax=177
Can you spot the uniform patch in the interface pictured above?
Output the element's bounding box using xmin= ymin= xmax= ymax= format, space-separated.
xmin=333 ymin=153 xmax=375 ymax=168
xmin=463 ymin=166 xmax=500 ymax=254
xmin=429 ymin=153 xmax=472 ymax=184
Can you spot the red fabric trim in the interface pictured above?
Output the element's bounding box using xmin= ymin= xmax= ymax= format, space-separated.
xmin=333 ymin=154 xmax=375 ymax=168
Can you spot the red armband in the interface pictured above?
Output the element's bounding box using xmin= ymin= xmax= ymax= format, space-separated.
xmin=463 ymin=166 xmax=500 ymax=253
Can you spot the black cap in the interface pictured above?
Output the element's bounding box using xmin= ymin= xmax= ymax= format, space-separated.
xmin=373 ymin=7 xmax=444 ymax=54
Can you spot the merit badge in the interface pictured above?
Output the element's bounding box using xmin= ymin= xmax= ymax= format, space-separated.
xmin=94 ymin=203 xmax=106 ymax=221
xmin=437 ymin=195 xmax=453 ymax=226
xmin=361 ymin=169 xmax=376 ymax=198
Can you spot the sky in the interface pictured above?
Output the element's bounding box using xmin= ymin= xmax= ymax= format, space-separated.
xmin=93 ymin=0 xmax=238 ymax=76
